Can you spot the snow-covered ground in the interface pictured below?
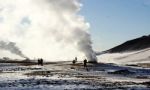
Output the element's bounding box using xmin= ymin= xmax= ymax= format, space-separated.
xmin=0 ymin=48 xmax=150 ymax=90
xmin=98 ymin=48 xmax=150 ymax=65
xmin=0 ymin=61 xmax=149 ymax=90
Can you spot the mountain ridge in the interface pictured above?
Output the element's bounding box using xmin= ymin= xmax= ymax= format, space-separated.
xmin=107 ymin=35 xmax=150 ymax=53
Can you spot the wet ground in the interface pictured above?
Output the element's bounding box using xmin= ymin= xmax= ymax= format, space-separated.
xmin=0 ymin=62 xmax=150 ymax=90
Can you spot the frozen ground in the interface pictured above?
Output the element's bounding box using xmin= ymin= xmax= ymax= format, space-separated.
xmin=98 ymin=48 xmax=150 ymax=65
xmin=0 ymin=61 xmax=150 ymax=90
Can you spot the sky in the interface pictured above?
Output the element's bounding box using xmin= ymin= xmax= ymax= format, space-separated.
xmin=80 ymin=0 xmax=150 ymax=51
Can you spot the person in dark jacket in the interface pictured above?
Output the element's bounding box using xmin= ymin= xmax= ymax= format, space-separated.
xmin=40 ymin=58 xmax=43 ymax=66
xmin=83 ymin=59 xmax=88 ymax=71
xmin=72 ymin=60 xmax=76 ymax=64
xmin=84 ymin=59 xmax=87 ymax=67
xmin=37 ymin=58 xmax=44 ymax=66
xmin=38 ymin=59 xmax=40 ymax=65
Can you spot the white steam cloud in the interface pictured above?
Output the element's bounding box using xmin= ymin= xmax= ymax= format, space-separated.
xmin=0 ymin=0 xmax=97 ymax=62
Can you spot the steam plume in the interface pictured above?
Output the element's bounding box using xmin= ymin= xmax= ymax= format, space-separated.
xmin=0 ymin=0 xmax=97 ymax=62
xmin=0 ymin=41 xmax=27 ymax=58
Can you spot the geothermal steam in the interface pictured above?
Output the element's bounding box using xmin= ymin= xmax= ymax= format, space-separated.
xmin=0 ymin=41 xmax=27 ymax=58
xmin=0 ymin=0 xmax=97 ymax=62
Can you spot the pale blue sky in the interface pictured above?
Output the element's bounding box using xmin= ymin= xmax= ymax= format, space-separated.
xmin=80 ymin=0 xmax=150 ymax=51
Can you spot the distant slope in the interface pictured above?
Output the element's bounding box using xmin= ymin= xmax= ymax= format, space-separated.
xmin=98 ymin=48 xmax=150 ymax=64
xmin=108 ymin=35 xmax=150 ymax=53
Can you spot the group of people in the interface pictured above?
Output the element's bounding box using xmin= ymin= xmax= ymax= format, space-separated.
xmin=37 ymin=57 xmax=87 ymax=67
xmin=38 ymin=58 xmax=44 ymax=66
xmin=72 ymin=57 xmax=88 ymax=68
xmin=72 ymin=57 xmax=78 ymax=64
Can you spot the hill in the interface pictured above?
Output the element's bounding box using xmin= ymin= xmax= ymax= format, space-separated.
xmin=108 ymin=35 xmax=150 ymax=53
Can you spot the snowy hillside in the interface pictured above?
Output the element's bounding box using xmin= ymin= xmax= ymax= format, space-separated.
xmin=98 ymin=48 xmax=150 ymax=65
xmin=108 ymin=35 xmax=150 ymax=53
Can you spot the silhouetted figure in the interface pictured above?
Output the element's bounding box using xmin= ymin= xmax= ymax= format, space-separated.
xmin=75 ymin=57 xmax=77 ymax=62
xmin=38 ymin=59 xmax=40 ymax=65
xmin=72 ymin=57 xmax=78 ymax=65
xmin=40 ymin=58 xmax=43 ymax=66
xmin=37 ymin=58 xmax=44 ymax=66
xmin=84 ymin=59 xmax=88 ymax=71
xmin=84 ymin=59 xmax=87 ymax=67
xmin=72 ymin=60 xmax=76 ymax=64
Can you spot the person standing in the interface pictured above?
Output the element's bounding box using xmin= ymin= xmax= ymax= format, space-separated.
xmin=84 ymin=59 xmax=87 ymax=67
xmin=75 ymin=57 xmax=77 ymax=62
xmin=83 ymin=59 xmax=88 ymax=71
xmin=41 ymin=58 xmax=43 ymax=66
xmin=72 ymin=57 xmax=78 ymax=65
